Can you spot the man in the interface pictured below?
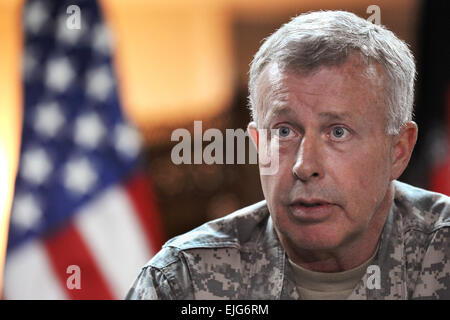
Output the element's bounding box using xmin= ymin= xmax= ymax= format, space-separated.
xmin=126 ymin=10 xmax=450 ymax=299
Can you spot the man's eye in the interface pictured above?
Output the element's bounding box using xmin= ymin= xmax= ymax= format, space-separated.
xmin=278 ymin=126 xmax=291 ymax=137
xmin=330 ymin=126 xmax=350 ymax=140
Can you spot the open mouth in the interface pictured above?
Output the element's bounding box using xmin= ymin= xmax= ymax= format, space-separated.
xmin=299 ymin=202 xmax=324 ymax=208
xmin=294 ymin=200 xmax=331 ymax=208
xmin=288 ymin=200 xmax=336 ymax=222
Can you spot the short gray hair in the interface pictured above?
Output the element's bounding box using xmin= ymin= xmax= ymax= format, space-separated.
xmin=248 ymin=10 xmax=416 ymax=135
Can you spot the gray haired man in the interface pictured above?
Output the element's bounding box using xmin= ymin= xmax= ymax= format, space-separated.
xmin=126 ymin=10 xmax=450 ymax=300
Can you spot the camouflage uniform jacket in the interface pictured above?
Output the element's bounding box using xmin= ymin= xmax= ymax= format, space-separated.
xmin=126 ymin=181 xmax=450 ymax=299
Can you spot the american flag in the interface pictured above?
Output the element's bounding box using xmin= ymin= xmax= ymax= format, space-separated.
xmin=3 ymin=0 xmax=164 ymax=299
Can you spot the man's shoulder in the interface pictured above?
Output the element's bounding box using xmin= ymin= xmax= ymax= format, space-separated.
xmin=393 ymin=181 xmax=450 ymax=299
xmin=146 ymin=200 xmax=270 ymax=270
xmin=394 ymin=180 xmax=450 ymax=232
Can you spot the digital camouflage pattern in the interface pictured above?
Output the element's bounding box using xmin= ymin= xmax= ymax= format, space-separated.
xmin=126 ymin=181 xmax=450 ymax=299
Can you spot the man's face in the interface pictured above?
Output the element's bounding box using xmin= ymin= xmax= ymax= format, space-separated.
xmin=255 ymin=56 xmax=396 ymax=254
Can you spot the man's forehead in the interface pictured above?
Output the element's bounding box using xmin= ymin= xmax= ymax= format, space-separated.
xmin=256 ymin=63 xmax=289 ymax=123
xmin=257 ymin=63 xmax=286 ymax=97
xmin=258 ymin=53 xmax=385 ymax=91
xmin=258 ymin=63 xmax=349 ymax=123
xmin=257 ymin=57 xmax=386 ymax=126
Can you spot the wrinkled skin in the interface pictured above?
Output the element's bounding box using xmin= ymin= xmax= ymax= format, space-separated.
xmin=248 ymin=55 xmax=418 ymax=272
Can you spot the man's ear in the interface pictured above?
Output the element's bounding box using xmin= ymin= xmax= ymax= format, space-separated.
xmin=247 ymin=121 xmax=259 ymax=152
xmin=390 ymin=121 xmax=418 ymax=180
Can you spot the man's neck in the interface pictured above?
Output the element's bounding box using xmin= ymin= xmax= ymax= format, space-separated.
xmin=282 ymin=183 xmax=394 ymax=273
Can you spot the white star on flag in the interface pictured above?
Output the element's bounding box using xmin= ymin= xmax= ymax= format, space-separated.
xmin=45 ymin=57 xmax=75 ymax=92
xmin=24 ymin=1 xmax=49 ymax=34
xmin=86 ymin=65 xmax=114 ymax=101
xmin=92 ymin=23 xmax=114 ymax=55
xmin=56 ymin=14 xmax=85 ymax=45
xmin=114 ymin=123 xmax=143 ymax=159
xmin=20 ymin=147 xmax=53 ymax=185
xmin=74 ymin=112 xmax=106 ymax=149
xmin=11 ymin=193 xmax=43 ymax=231
xmin=34 ymin=101 xmax=65 ymax=138
xmin=63 ymin=157 xmax=98 ymax=195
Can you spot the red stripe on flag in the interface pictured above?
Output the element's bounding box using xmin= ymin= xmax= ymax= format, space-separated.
xmin=44 ymin=224 xmax=115 ymax=300
xmin=125 ymin=173 xmax=165 ymax=253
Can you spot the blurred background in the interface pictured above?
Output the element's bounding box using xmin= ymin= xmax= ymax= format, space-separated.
xmin=0 ymin=0 xmax=448 ymax=299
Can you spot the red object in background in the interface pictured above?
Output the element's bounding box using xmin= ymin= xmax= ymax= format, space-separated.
xmin=429 ymin=85 xmax=450 ymax=195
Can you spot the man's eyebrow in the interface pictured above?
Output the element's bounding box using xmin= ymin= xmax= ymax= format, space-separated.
xmin=261 ymin=104 xmax=292 ymax=126
xmin=318 ymin=111 xmax=353 ymax=121
xmin=262 ymin=108 xmax=353 ymax=127
xmin=266 ymin=104 xmax=293 ymax=118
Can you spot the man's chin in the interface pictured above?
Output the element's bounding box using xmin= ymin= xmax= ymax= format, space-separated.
xmin=289 ymin=238 xmax=342 ymax=252
xmin=282 ymin=224 xmax=348 ymax=252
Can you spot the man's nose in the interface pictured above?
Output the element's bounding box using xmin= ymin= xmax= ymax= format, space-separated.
xmin=292 ymin=135 xmax=323 ymax=182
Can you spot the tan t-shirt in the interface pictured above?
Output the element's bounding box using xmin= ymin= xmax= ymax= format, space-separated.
xmin=288 ymin=245 xmax=379 ymax=300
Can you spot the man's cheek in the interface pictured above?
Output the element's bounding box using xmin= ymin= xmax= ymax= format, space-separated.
xmin=352 ymin=169 xmax=385 ymax=212
xmin=345 ymin=152 xmax=381 ymax=189
xmin=260 ymin=175 xmax=279 ymax=203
